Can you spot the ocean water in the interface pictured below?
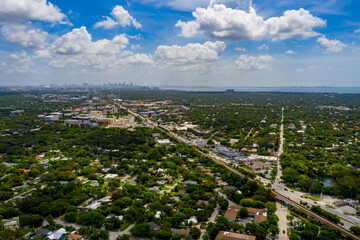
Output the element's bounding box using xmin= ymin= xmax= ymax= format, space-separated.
xmin=160 ymin=86 xmax=360 ymax=94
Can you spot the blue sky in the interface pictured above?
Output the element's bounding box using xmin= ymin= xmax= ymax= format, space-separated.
xmin=0 ymin=0 xmax=359 ymax=87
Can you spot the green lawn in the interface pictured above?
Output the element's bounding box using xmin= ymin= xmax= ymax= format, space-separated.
xmin=101 ymin=183 xmax=108 ymax=190
xmin=326 ymin=204 xmax=335 ymax=209
xmin=120 ymin=221 xmax=132 ymax=231
xmin=304 ymin=194 xmax=320 ymax=201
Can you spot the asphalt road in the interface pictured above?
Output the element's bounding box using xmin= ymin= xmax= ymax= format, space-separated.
xmin=109 ymin=224 xmax=135 ymax=240
xmin=276 ymin=201 xmax=289 ymax=240
xmin=122 ymin=103 xmax=360 ymax=239
xmin=276 ymin=107 xmax=284 ymax=157
xmin=273 ymin=182 xmax=360 ymax=230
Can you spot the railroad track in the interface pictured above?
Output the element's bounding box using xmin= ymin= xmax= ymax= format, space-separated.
xmin=194 ymin=148 xmax=360 ymax=240
xmin=120 ymin=104 xmax=360 ymax=240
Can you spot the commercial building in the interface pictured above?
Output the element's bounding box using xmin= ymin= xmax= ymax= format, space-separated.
xmin=64 ymin=119 xmax=82 ymax=125
xmin=216 ymin=146 xmax=243 ymax=158
xmin=96 ymin=118 xmax=115 ymax=126
xmin=45 ymin=115 xmax=60 ymax=121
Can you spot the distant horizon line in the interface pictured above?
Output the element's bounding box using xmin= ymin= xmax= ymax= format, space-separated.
xmin=1 ymin=84 xmax=360 ymax=88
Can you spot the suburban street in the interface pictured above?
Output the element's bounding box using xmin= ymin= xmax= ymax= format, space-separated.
xmin=275 ymin=107 xmax=289 ymax=239
xmin=276 ymin=201 xmax=289 ymax=240
xmin=109 ymin=224 xmax=135 ymax=240
xmin=276 ymin=107 xmax=285 ymax=157
xmin=123 ymin=104 xmax=360 ymax=238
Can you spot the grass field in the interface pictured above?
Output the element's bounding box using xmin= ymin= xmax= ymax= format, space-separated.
xmin=304 ymin=194 xmax=321 ymax=201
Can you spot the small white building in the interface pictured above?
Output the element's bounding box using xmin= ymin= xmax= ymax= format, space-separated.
xmin=86 ymin=202 xmax=101 ymax=210
xmin=47 ymin=228 xmax=67 ymax=240
xmin=156 ymin=139 xmax=172 ymax=146
xmin=155 ymin=211 xmax=162 ymax=219
xmin=98 ymin=196 xmax=112 ymax=203
xmin=188 ymin=216 xmax=198 ymax=224
xmin=104 ymin=174 xmax=119 ymax=179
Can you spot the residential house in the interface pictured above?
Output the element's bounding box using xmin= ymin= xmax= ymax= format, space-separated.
xmin=32 ymin=228 xmax=52 ymax=239
xmin=177 ymin=190 xmax=186 ymax=195
xmin=172 ymin=228 xmax=190 ymax=236
xmin=104 ymin=174 xmax=118 ymax=179
xmin=224 ymin=208 xmax=238 ymax=222
xmin=3 ymin=217 xmax=19 ymax=230
xmin=68 ymin=234 xmax=84 ymax=240
xmin=254 ymin=213 xmax=268 ymax=224
xmin=148 ymin=222 xmax=160 ymax=231
xmin=155 ymin=211 xmax=162 ymax=219
xmin=183 ymin=180 xmax=197 ymax=185
xmin=86 ymin=201 xmax=101 ymax=210
xmin=215 ymin=231 xmax=256 ymax=240
xmin=46 ymin=228 xmax=67 ymax=240
xmin=188 ymin=216 xmax=198 ymax=224
xmin=217 ymin=180 xmax=228 ymax=186
xmin=98 ymin=196 xmax=112 ymax=203
xmin=196 ymin=200 xmax=209 ymax=206
xmin=149 ymin=186 xmax=160 ymax=192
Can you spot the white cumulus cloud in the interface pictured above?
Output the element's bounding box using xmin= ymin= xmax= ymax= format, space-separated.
xmin=317 ymin=35 xmax=346 ymax=52
xmin=235 ymin=54 xmax=273 ymax=71
xmin=155 ymin=41 xmax=226 ymax=64
xmin=8 ymin=51 xmax=35 ymax=73
xmin=154 ymin=41 xmax=226 ymax=72
xmin=48 ymin=26 xmax=153 ymax=70
xmin=121 ymin=54 xmax=153 ymax=65
xmin=1 ymin=24 xmax=48 ymax=49
xmin=94 ymin=5 xmax=141 ymax=29
xmin=0 ymin=0 xmax=67 ymax=23
xmin=210 ymin=0 xmax=252 ymax=10
xmin=34 ymin=49 xmax=51 ymax=59
xmin=176 ymin=3 xmax=326 ymax=41
xmin=258 ymin=44 xmax=269 ymax=50
xmin=286 ymin=50 xmax=296 ymax=54
xmin=51 ymin=27 xmax=129 ymax=55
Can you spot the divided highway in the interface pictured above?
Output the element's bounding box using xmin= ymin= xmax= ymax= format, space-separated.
xmin=194 ymin=148 xmax=360 ymax=240
xmin=120 ymin=103 xmax=360 ymax=240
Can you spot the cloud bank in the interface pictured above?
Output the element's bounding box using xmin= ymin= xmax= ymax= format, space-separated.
xmin=0 ymin=0 xmax=66 ymax=23
xmin=176 ymin=3 xmax=326 ymax=41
